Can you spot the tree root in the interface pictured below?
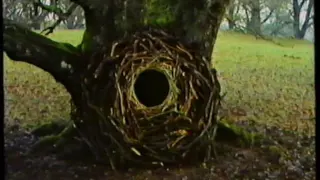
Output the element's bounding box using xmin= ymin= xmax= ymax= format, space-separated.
xmin=215 ymin=121 xmax=264 ymax=147
xmin=28 ymin=120 xmax=264 ymax=162
xmin=28 ymin=122 xmax=92 ymax=161
xmin=31 ymin=120 xmax=67 ymax=137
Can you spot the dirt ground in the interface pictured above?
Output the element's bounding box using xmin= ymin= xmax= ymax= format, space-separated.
xmin=5 ymin=122 xmax=315 ymax=180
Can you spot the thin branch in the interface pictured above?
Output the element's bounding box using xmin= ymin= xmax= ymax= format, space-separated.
xmin=225 ymin=15 xmax=233 ymax=22
xmin=42 ymin=3 xmax=78 ymax=35
xmin=303 ymin=0 xmax=314 ymax=23
xmin=235 ymin=1 xmax=240 ymax=15
xmin=288 ymin=9 xmax=294 ymax=17
xmin=33 ymin=0 xmax=79 ymax=35
xmin=306 ymin=21 xmax=313 ymax=29
xmin=306 ymin=14 xmax=314 ymax=22
xmin=300 ymin=0 xmax=313 ymax=33
xmin=242 ymin=5 xmax=250 ymax=25
xmin=261 ymin=9 xmax=274 ymax=24
xmin=34 ymin=0 xmax=64 ymax=15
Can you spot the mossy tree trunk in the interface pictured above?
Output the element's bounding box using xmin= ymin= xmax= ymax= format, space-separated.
xmin=4 ymin=0 xmax=231 ymax=169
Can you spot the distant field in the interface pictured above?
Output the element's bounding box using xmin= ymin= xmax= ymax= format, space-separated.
xmin=4 ymin=30 xmax=315 ymax=135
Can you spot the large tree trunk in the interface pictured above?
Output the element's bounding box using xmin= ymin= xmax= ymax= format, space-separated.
xmin=4 ymin=0 xmax=231 ymax=169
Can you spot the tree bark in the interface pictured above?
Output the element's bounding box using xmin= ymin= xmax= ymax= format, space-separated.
xmin=168 ymin=0 xmax=231 ymax=58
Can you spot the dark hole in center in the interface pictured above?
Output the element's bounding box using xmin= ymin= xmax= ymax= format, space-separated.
xmin=134 ymin=69 xmax=170 ymax=107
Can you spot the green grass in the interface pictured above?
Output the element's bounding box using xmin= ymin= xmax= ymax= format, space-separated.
xmin=4 ymin=30 xmax=315 ymax=135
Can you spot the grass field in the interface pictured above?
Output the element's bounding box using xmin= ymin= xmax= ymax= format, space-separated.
xmin=4 ymin=30 xmax=315 ymax=135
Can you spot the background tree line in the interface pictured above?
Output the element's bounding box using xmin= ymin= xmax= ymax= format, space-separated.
xmin=224 ymin=0 xmax=314 ymax=40
xmin=3 ymin=0 xmax=314 ymax=41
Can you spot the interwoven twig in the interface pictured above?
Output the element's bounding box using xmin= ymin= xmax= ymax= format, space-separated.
xmin=72 ymin=28 xmax=221 ymax=169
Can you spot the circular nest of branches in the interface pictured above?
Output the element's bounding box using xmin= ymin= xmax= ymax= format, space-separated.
xmin=74 ymin=28 xmax=221 ymax=168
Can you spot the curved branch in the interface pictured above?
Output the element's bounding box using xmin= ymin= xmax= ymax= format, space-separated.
xmin=3 ymin=19 xmax=82 ymax=94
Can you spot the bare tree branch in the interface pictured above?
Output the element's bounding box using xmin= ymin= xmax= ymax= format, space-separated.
xmin=299 ymin=0 xmax=308 ymax=8
xmin=41 ymin=3 xmax=79 ymax=35
xmin=34 ymin=0 xmax=64 ymax=15
xmin=304 ymin=0 xmax=314 ymax=22
xmin=242 ymin=5 xmax=250 ymax=25
xmin=33 ymin=0 xmax=79 ymax=35
xmin=288 ymin=9 xmax=294 ymax=17
xmin=3 ymin=18 xmax=82 ymax=92
xmin=235 ymin=1 xmax=240 ymax=15
xmin=306 ymin=21 xmax=313 ymax=28
xmin=306 ymin=14 xmax=314 ymax=22
xmin=300 ymin=0 xmax=314 ymax=35
xmin=261 ymin=9 xmax=274 ymax=24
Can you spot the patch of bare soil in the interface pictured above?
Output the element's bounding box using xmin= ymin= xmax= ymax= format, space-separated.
xmin=5 ymin=122 xmax=315 ymax=180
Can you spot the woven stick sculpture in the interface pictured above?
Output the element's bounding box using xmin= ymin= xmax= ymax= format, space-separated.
xmin=72 ymin=28 xmax=221 ymax=168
